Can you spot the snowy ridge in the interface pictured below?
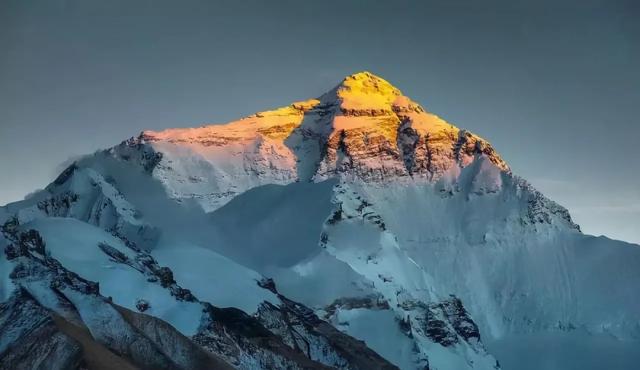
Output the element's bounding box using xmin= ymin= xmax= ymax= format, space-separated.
xmin=0 ymin=213 xmax=396 ymax=369
xmin=5 ymin=164 xmax=159 ymax=249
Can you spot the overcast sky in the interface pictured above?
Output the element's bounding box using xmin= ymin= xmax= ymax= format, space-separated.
xmin=1 ymin=0 xmax=638 ymax=243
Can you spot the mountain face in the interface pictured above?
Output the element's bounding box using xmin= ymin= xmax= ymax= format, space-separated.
xmin=2 ymin=72 xmax=639 ymax=370
xmin=132 ymin=72 xmax=509 ymax=212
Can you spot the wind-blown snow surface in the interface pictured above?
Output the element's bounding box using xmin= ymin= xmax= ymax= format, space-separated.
xmin=26 ymin=217 xmax=203 ymax=335
xmin=2 ymin=72 xmax=640 ymax=370
xmin=151 ymin=239 xmax=278 ymax=313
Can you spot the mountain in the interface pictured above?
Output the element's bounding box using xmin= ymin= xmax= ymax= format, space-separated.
xmin=2 ymin=72 xmax=639 ymax=370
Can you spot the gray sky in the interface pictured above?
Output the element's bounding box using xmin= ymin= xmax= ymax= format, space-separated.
xmin=1 ymin=0 xmax=638 ymax=244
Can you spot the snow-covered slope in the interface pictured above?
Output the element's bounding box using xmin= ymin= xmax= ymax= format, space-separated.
xmin=2 ymin=71 xmax=639 ymax=370
xmin=0 ymin=210 xmax=396 ymax=369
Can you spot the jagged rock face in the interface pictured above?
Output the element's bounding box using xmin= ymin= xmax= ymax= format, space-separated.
xmin=0 ymin=291 xmax=83 ymax=370
xmin=195 ymin=304 xmax=334 ymax=370
xmin=314 ymin=73 xmax=508 ymax=183
xmin=415 ymin=297 xmax=482 ymax=348
xmin=255 ymin=281 xmax=398 ymax=370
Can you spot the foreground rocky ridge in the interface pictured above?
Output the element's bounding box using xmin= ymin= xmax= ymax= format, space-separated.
xmin=0 ymin=213 xmax=397 ymax=370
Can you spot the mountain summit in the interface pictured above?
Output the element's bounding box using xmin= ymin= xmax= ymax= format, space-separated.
xmin=322 ymin=71 xmax=403 ymax=110
xmin=2 ymin=72 xmax=640 ymax=370
xmin=138 ymin=72 xmax=508 ymax=211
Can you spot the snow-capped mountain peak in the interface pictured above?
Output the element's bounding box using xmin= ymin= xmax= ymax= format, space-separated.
xmin=3 ymin=72 xmax=639 ymax=370
xmin=131 ymin=72 xmax=508 ymax=211
xmin=322 ymin=71 xmax=402 ymax=111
